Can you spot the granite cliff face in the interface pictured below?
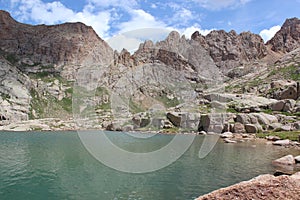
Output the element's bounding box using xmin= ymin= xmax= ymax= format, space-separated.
xmin=0 ymin=10 xmax=114 ymax=79
xmin=191 ymin=30 xmax=267 ymax=73
xmin=0 ymin=9 xmax=300 ymax=131
xmin=267 ymin=17 xmax=300 ymax=53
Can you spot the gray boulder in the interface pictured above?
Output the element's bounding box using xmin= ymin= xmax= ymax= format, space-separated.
xmin=270 ymin=100 xmax=285 ymax=111
xmin=224 ymin=138 xmax=237 ymax=143
xmin=295 ymin=156 xmax=300 ymax=163
xmin=245 ymin=124 xmax=258 ymax=133
xmin=220 ymin=132 xmax=233 ymax=138
xmin=266 ymin=136 xmax=281 ymax=141
xmin=233 ymin=122 xmax=246 ymax=133
xmin=166 ymin=112 xmax=181 ymax=127
xmin=273 ymin=139 xmax=291 ymax=146
xmin=272 ymin=155 xmax=296 ymax=165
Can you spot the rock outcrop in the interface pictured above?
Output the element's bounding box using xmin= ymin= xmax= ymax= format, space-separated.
xmin=196 ymin=172 xmax=300 ymax=200
xmin=192 ymin=30 xmax=267 ymax=73
xmin=267 ymin=17 xmax=300 ymax=53
xmin=0 ymin=57 xmax=31 ymax=123
xmin=0 ymin=10 xmax=114 ymax=79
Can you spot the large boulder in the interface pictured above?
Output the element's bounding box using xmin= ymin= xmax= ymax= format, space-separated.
xmin=166 ymin=112 xmax=181 ymax=127
xmin=273 ymin=139 xmax=291 ymax=146
xmin=272 ymin=155 xmax=296 ymax=165
xmin=245 ymin=124 xmax=258 ymax=133
xmin=233 ymin=122 xmax=246 ymax=133
xmin=236 ymin=114 xmax=251 ymax=124
xmin=270 ymin=100 xmax=285 ymax=111
xmin=295 ymin=156 xmax=300 ymax=163
xmin=196 ymin=172 xmax=300 ymax=200
xmin=198 ymin=114 xmax=228 ymax=133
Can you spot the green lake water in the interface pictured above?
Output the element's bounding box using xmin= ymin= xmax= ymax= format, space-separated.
xmin=0 ymin=131 xmax=299 ymax=200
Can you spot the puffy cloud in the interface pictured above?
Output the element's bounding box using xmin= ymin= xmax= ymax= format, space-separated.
xmin=118 ymin=9 xmax=167 ymax=32
xmin=192 ymin=0 xmax=251 ymax=10
xmin=107 ymin=28 xmax=172 ymax=52
xmin=181 ymin=25 xmax=214 ymax=38
xmin=259 ymin=25 xmax=281 ymax=42
xmin=87 ymin=0 xmax=137 ymax=9
xmin=8 ymin=0 xmax=111 ymax=38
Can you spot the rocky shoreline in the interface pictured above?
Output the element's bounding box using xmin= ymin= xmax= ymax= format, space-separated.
xmin=195 ymin=172 xmax=300 ymax=200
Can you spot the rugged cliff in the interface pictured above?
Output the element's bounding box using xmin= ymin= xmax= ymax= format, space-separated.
xmin=0 ymin=10 xmax=300 ymax=132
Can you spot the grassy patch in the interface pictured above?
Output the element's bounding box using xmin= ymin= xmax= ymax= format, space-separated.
xmin=256 ymin=131 xmax=300 ymax=141
xmin=226 ymin=107 xmax=238 ymax=113
xmin=29 ymin=88 xmax=73 ymax=119
xmin=155 ymin=94 xmax=180 ymax=108
xmin=268 ymin=65 xmax=300 ymax=81
xmin=129 ymin=98 xmax=145 ymax=114
xmin=1 ymin=93 xmax=10 ymax=100
xmin=5 ymin=54 xmax=18 ymax=64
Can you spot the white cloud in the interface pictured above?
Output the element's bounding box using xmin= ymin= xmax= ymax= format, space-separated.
xmin=181 ymin=25 xmax=214 ymax=38
xmin=192 ymin=0 xmax=251 ymax=10
xmin=107 ymin=28 xmax=172 ymax=53
xmin=259 ymin=25 xmax=281 ymax=42
xmin=87 ymin=0 xmax=137 ymax=9
xmin=151 ymin=3 xmax=157 ymax=9
xmin=9 ymin=0 xmax=111 ymax=38
xmin=118 ymin=9 xmax=167 ymax=32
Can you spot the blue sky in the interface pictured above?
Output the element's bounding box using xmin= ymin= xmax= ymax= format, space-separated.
xmin=1 ymin=0 xmax=300 ymax=51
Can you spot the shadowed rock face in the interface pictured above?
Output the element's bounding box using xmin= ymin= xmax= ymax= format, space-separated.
xmin=0 ymin=10 xmax=114 ymax=76
xmin=267 ymin=17 xmax=300 ymax=53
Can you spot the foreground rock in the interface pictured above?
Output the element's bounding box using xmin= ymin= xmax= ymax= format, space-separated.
xmin=196 ymin=172 xmax=300 ymax=200
xmin=272 ymin=155 xmax=296 ymax=165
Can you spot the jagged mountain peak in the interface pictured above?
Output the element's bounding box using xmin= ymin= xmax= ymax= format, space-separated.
xmin=0 ymin=10 xmax=17 ymax=25
xmin=0 ymin=10 xmax=114 ymax=79
xmin=267 ymin=17 xmax=300 ymax=53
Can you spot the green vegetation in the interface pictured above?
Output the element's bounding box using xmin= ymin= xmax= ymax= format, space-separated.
xmin=268 ymin=64 xmax=300 ymax=81
xmin=129 ymin=98 xmax=145 ymax=114
xmin=5 ymin=54 xmax=18 ymax=64
xmin=226 ymin=107 xmax=238 ymax=113
xmin=155 ymin=94 xmax=180 ymax=108
xmin=256 ymin=131 xmax=300 ymax=141
xmin=1 ymin=92 xmax=10 ymax=100
xmin=29 ymin=88 xmax=73 ymax=119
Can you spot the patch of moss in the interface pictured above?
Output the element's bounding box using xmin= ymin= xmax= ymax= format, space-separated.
xmin=155 ymin=94 xmax=180 ymax=108
xmin=5 ymin=54 xmax=18 ymax=64
xmin=256 ymin=131 xmax=300 ymax=141
xmin=129 ymin=98 xmax=145 ymax=114
xmin=268 ymin=65 xmax=300 ymax=81
xmin=226 ymin=107 xmax=238 ymax=113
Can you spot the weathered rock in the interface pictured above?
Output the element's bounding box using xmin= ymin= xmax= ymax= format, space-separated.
xmin=266 ymin=135 xmax=281 ymax=141
xmin=196 ymin=172 xmax=300 ymax=200
xmin=273 ymin=139 xmax=291 ymax=146
xmin=245 ymin=124 xmax=258 ymax=133
xmin=271 ymin=81 xmax=299 ymax=100
xmin=224 ymin=138 xmax=237 ymax=143
xmin=0 ymin=11 xmax=114 ymax=79
xmin=270 ymin=100 xmax=285 ymax=111
xmin=166 ymin=112 xmax=181 ymax=127
xmin=267 ymin=17 xmax=300 ymax=53
xmin=233 ymin=122 xmax=246 ymax=133
xmin=122 ymin=125 xmax=134 ymax=132
xmin=273 ymin=155 xmax=296 ymax=165
xmin=236 ymin=114 xmax=250 ymax=124
xmin=269 ymin=123 xmax=283 ymax=131
xmin=294 ymin=156 xmax=300 ymax=163
xmin=293 ymin=121 xmax=300 ymax=130
xmin=220 ymin=132 xmax=233 ymax=138
xmin=193 ymin=30 xmax=267 ymax=73
xmin=283 ymin=99 xmax=296 ymax=112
